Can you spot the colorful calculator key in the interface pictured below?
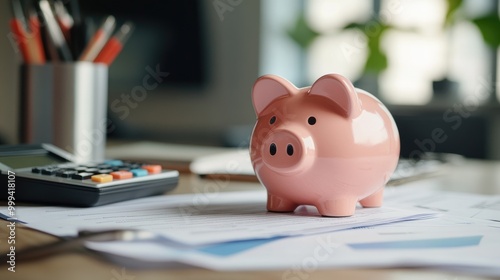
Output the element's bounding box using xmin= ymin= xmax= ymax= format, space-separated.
xmin=142 ymin=164 xmax=162 ymax=174
xmin=91 ymin=174 xmax=113 ymax=183
xmin=110 ymin=171 xmax=133 ymax=180
xmin=130 ymin=169 xmax=148 ymax=177
xmin=103 ymin=160 xmax=124 ymax=166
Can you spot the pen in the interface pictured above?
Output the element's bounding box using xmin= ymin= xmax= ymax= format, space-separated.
xmin=79 ymin=15 xmax=116 ymax=62
xmin=38 ymin=0 xmax=73 ymax=61
xmin=27 ymin=7 xmax=46 ymax=64
xmin=9 ymin=0 xmax=29 ymax=62
xmin=68 ymin=0 xmax=86 ymax=58
xmin=9 ymin=19 xmax=30 ymax=63
xmin=94 ymin=22 xmax=134 ymax=66
xmin=9 ymin=0 xmax=45 ymax=64
xmin=53 ymin=0 xmax=74 ymax=42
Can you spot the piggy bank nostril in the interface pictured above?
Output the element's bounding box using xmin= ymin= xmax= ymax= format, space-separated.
xmin=287 ymin=144 xmax=294 ymax=156
xmin=270 ymin=143 xmax=277 ymax=155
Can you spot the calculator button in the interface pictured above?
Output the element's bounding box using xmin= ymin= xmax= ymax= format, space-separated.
xmin=59 ymin=163 xmax=77 ymax=169
xmin=41 ymin=168 xmax=59 ymax=175
xmin=85 ymin=168 xmax=99 ymax=174
xmin=72 ymin=172 xmax=94 ymax=180
xmin=91 ymin=174 xmax=113 ymax=183
xmin=142 ymin=165 xmax=162 ymax=174
xmin=56 ymin=170 xmax=78 ymax=178
xmin=110 ymin=171 xmax=133 ymax=180
xmin=97 ymin=169 xmax=113 ymax=174
xmin=97 ymin=164 xmax=112 ymax=169
xmin=129 ymin=164 xmax=142 ymax=169
xmin=116 ymin=166 xmax=131 ymax=171
xmin=75 ymin=167 xmax=87 ymax=172
xmin=104 ymin=160 xmax=124 ymax=166
xmin=130 ymin=169 xmax=148 ymax=177
xmin=32 ymin=167 xmax=42 ymax=173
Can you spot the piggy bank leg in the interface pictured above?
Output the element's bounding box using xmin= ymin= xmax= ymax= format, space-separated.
xmin=359 ymin=188 xmax=384 ymax=208
xmin=267 ymin=193 xmax=298 ymax=212
xmin=316 ymin=198 xmax=358 ymax=217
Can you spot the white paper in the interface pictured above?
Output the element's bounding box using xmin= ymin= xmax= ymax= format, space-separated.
xmin=189 ymin=149 xmax=254 ymax=175
xmin=3 ymin=184 xmax=499 ymax=275
xmin=0 ymin=190 xmax=435 ymax=246
xmin=78 ymin=186 xmax=500 ymax=275
xmin=85 ymin=218 xmax=500 ymax=276
xmin=385 ymin=185 xmax=500 ymax=224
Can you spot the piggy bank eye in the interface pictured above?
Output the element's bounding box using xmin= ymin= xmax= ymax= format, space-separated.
xmin=270 ymin=116 xmax=276 ymax=124
xmin=308 ymin=116 xmax=316 ymax=125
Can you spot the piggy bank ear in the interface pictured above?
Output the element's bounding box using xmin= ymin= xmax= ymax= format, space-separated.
xmin=309 ymin=74 xmax=361 ymax=118
xmin=252 ymin=75 xmax=296 ymax=116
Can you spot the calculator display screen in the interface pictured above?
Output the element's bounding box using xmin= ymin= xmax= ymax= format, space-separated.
xmin=0 ymin=153 xmax=66 ymax=169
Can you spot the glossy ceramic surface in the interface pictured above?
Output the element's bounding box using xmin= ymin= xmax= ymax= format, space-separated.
xmin=249 ymin=74 xmax=400 ymax=217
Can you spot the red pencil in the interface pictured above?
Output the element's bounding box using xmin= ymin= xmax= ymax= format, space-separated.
xmin=79 ymin=15 xmax=116 ymax=61
xmin=9 ymin=19 xmax=30 ymax=62
xmin=94 ymin=22 xmax=134 ymax=66
xmin=9 ymin=0 xmax=45 ymax=64
xmin=28 ymin=12 xmax=46 ymax=63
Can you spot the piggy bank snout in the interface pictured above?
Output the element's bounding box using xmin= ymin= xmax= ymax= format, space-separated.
xmin=261 ymin=127 xmax=314 ymax=173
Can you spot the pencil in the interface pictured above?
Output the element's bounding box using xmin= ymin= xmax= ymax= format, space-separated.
xmin=94 ymin=22 xmax=134 ymax=66
xmin=79 ymin=15 xmax=116 ymax=62
xmin=53 ymin=0 xmax=74 ymax=42
xmin=68 ymin=0 xmax=86 ymax=58
xmin=38 ymin=0 xmax=73 ymax=61
xmin=9 ymin=0 xmax=45 ymax=64
xmin=28 ymin=10 xmax=46 ymax=63
xmin=9 ymin=19 xmax=30 ymax=62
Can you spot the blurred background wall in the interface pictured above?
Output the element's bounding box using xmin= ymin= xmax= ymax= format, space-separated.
xmin=0 ymin=0 xmax=260 ymax=147
xmin=1 ymin=0 xmax=500 ymax=159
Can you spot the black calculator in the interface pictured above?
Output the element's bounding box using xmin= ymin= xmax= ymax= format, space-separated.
xmin=0 ymin=144 xmax=179 ymax=207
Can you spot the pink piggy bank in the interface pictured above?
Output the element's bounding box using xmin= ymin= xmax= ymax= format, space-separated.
xmin=249 ymin=74 xmax=400 ymax=217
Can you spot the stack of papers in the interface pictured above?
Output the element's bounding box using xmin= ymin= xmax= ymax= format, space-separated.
xmin=1 ymin=191 xmax=435 ymax=245
xmin=2 ymin=185 xmax=500 ymax=276
xmin=86 ymin=219 xmax=500 ymax=274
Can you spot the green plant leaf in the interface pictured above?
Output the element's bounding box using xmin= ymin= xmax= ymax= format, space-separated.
xmin=286 ymin=14 xmax=319 ymax=49
xmin=343 ymin=22 xmax=366 ymax=30
xmin=365 ymin=47 xmax=388 ymax=73
xmin=472 ymin=14 xmax=500 ymax=47
xmin=444 ymin=0 xmax=463 ymax=27
xmin=342 ymin=20 xmax=390 ymax=72
xmin=342 ymin=20 xmax=389 ymax=37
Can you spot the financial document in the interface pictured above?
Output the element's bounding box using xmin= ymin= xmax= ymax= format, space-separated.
xmin=85 ymin=219 xmax=500 ymax=275
xmin=0 ymin=190 xmax=435 ymax=245
xmin=82 ymin=188 xmax=500 ymax=275
xmin=2 ymin=184 xmax=499 ymax=275
xmin=384 ymin=183 xmax=500 ymax=224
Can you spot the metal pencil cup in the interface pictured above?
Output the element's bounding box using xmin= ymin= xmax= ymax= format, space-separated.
xmin=20 ymin=62 xmax=109 ymax=163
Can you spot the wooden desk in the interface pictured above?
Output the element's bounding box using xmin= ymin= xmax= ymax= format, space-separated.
xmin=1 ymin=160 xmax=499 ymax=280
